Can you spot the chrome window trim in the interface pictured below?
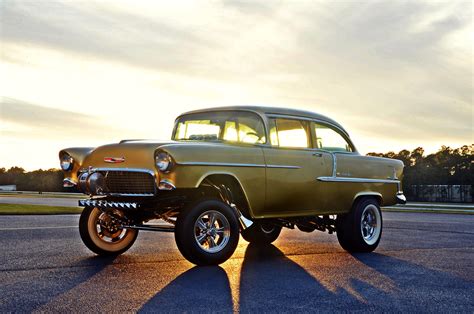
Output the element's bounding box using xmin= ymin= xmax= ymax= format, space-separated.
xmin=265 ymin=114 xmax=358 ymax=153
xmin=266 ymin=113 xmax=350 ymax=138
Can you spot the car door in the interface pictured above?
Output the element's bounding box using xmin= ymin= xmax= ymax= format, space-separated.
xmin=262 ymin=117 xmax=332 ymax=217
xmin=312 ymin=122 xmax=359 ymax=212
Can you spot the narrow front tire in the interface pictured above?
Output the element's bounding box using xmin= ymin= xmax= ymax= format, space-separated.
xmin=79 ymin=206 xmax=138 ymax=256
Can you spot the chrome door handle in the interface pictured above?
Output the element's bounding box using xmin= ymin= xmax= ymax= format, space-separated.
xmin=313 ymin=153 xmax=323 ymax=157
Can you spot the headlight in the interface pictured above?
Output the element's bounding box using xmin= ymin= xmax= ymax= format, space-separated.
xmin=60 ymin=154 xmax=74 ymax=171
xmin=155 ymin=152 xmax=173 ymax=172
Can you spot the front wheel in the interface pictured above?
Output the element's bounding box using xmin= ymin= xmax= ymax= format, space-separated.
xmin=336 ymin=198 xmax=382 ymax=253
xmin=175 ymin=199 xmax=240 ymax=266
xmin=79 ymin=206 xmax=138 ymax=256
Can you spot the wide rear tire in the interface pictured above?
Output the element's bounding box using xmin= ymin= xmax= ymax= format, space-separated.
xmin=175 ymin=199 xmax=240 ymax=266
xmin=336 ymin=198 xmax=382 ymax=253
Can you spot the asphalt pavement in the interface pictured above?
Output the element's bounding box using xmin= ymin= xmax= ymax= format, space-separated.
xmin=1 ymin=212 xmax=473 ymax=312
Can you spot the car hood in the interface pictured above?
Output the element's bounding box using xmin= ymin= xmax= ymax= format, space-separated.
xmin=80 ymin=140 xmax=177 ymax=170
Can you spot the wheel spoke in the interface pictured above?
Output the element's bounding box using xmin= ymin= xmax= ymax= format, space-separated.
xmin=209 ymin=213 xmax=216 ymax=228
xmin=215 ymin=227 xmax=225 ymax=234
xmin=197 ymin=233 xmax=207 ymax=244
xmin=197 ymin=219 xmax=207 ymax=230
xmin=208 ymin=236 xmax=217 ymax=248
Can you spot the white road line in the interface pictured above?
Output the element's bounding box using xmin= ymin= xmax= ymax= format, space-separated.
xmin=0 ymin=226 xmax=77 ymax=231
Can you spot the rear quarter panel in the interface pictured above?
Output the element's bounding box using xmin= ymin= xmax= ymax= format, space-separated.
xmin=328 ymin=153 xmax=404 ymax=210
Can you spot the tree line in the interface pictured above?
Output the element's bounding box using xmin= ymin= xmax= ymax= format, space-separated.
xmin=0 ymin=145 xmax=472 ymax=194
xmin=367 ymin=145 xmax=473 ymax=188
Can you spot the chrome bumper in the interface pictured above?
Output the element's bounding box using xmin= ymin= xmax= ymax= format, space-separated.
xmin=396 ymin=192 xmax=407 ymax=205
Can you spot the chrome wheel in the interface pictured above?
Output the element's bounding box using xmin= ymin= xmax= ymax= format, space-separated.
xmin=83 ymin=207 xmax=138 ymax=253
xmin=360 ymin=204 xmax=381 ymax=245
xmin=95 ymin=209 xmax=128 ymax=243
xmin=194 ymin=210 xmax=231 ymax=253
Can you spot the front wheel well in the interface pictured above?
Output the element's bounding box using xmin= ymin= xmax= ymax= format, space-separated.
xmin=196 ymin=174 xmax=252 ymax=218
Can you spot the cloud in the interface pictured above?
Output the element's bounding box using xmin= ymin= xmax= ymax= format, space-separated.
xmin=0 ymin=1 xmax=219 ymax=76
xmin=0 ymin=0 xmax=472 ymax=158
xmin=0 ymin=97 xmax=140 ymax=140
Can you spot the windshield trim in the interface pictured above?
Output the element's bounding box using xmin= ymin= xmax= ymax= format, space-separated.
xmin=171 ymin=110 xmax=268 ymax=145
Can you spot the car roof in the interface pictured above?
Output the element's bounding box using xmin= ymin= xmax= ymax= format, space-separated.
xmin=178 ymin=106 xmax=349 ymax=137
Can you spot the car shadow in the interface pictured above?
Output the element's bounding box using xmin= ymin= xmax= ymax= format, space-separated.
xmin=238 ymin=243 xmax=365 ymax=312
xmin=137 ymin=244 xmax=473 ymax=312
xmin=139 ymin=266 xmax=233 ymax=313
xmin=3 ymin=255 xmax=116 ymax=312
xmin=139 ymin=244 xmax=366 ymax=312
xmin=350 ymin=252 xmax=474 ymax=312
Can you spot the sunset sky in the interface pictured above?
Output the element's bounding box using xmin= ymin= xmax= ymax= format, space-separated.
xmin=1 ymin=0 xmax=472 ymax=170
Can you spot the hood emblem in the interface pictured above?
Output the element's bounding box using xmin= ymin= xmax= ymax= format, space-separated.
xmin=104 ymin=157 xmax=125 ymax=163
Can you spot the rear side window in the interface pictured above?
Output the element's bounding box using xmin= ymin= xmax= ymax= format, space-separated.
xmin=269 ymin=118 xmax=311 ymax=148
xmin=314 ymin=123 xmax=352 ymax=152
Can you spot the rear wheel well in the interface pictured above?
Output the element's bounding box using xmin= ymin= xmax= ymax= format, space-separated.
xmin=353 ymin=194 xmax=382 ymax=209
xmin=196 ymin=174 xmax=252 ymax=217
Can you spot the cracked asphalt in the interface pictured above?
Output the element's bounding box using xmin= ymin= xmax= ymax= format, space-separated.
xmin=1 ymin=212 xmax=473 ymax=312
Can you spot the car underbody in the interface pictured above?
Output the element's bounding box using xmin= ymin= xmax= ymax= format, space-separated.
xmin=78 ymin=181 xmax=338 ymax=237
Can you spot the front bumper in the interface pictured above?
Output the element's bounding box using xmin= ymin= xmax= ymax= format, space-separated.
xmin=78 ymin=199 xmax=141 ymax=209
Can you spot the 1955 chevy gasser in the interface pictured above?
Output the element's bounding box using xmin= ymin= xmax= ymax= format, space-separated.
xmin=60 ymin=106 xmax=406 ymax=265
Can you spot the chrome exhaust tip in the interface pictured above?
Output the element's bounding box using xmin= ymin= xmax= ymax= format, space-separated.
xmin=230 ymin=203 xmax=253 ymax=229
xmin=238 ymin=215 xmax=254 ymax=229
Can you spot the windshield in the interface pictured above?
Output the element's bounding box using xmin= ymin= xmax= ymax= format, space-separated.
xmin=173 ymin=111 xmax=266 ymax=144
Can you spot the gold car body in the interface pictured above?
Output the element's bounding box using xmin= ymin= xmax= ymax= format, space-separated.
xmin=60 ymin=106 xmax=404 ymax=219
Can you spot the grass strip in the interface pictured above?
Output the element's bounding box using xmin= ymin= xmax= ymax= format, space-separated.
xmin=382 ymin=208 xmax=474 ymax=215
xmin=0 ymin=203 xmax=82 ymax=215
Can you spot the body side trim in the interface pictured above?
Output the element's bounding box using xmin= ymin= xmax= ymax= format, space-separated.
xmin=317 ymin=177 xmax=400 ymax=184
xmin=177 ymin=161 xmax=300 ymax=169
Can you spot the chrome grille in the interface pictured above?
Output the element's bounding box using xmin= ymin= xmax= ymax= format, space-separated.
xmin=104 ymin=171 xmax=155 ymax=195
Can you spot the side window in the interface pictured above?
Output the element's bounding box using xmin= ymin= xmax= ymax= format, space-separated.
xmin=271 ymin=118 xmax=311 ymax=148
xmin=314 ymin=123 xmax=352 ymax=152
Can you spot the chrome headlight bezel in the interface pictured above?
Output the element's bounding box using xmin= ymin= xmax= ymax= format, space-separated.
xmin=60 ymin=154 xmax=74 ymax=171
xmin=155 ymin=151 xmax=174 ymax=173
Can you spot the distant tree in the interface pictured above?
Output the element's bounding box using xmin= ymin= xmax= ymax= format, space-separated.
xmin=7 ymin=167 xmax=25 ymax=174
xmin=368 ymin=144 xmax=473 ymax=200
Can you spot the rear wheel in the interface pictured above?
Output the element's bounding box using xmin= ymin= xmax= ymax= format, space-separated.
xmin=175 ymin=199 xmax=240 ymax=266
xmin=336 ymin=198 xmax=382 ymax=252
xmin=79 ymin=206 xmax=138 ymax=256
xmin=241 ymin=221 xmax=282 ymax=245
